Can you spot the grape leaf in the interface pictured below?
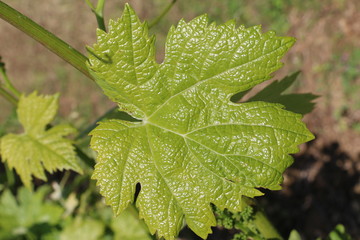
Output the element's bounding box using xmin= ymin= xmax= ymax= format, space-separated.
xmin=0 ymin=92 xmax=82 ymax=188
xmin=87 ymin=4 xmax=314 ymax=239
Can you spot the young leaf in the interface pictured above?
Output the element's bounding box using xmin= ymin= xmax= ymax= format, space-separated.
xmin=0 ymin=92 xmax=82 ymax=188
xmin=88 ymin=4 xmax=314 ymax=239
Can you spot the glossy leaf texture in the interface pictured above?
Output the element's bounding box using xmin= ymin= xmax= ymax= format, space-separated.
xmin=0 ymin=92 xmax=82 ymax=188
xmin=87 ymin=4 xmax=314 ymax=240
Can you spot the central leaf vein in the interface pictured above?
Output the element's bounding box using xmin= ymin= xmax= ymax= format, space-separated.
xmin=144 ymin=124 xmax=185 ymax=216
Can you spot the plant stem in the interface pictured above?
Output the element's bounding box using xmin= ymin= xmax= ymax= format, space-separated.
xmin=75 ymin=145 xmax=96 ymax=168
xmin=242 ymin=197 xmax=283 ymax=239
xmin=0 ymin=1 xmax=93 ymax=80
xmin=149 ymin=0 xmax=177 ymax=29
xmin=76 ymin=106 xmax=117 ymax=140
xmin=253 ymin=209 xmax=283 ymax=239
xmin=59 ymin=171 xmax=71 ymax=190
xmin=0 ymin=58 xmax=20 ymax=97
xmin=0 ymin=85 xmax=18 ymax=106
xmin=4 ymin=163 xmax=15 ymax=188
xmin=85 ymin=0 xmax=106 ymax=31
xmin=95 ymin=0 xmax=106 ymax=32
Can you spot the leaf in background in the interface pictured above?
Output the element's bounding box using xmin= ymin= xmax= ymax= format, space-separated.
xmin=326 ymin=224 xmax=352 ymax=240
xmin=248 ymin=72 xmax=318 ymax=114
xmin=0 ymin=92 xmax=82 ymax=188
xmin=111 ymin=208 xmax=152 ymax=240
xmin=0 ymin=186 xmax=64 ymax=239
xmin=288 ymin=230 xmax=302 ymax=240
xmin=88 ymin=5 xmax=314 ymax=239
xmin=60 ymin=217 xmax=104 ymax=240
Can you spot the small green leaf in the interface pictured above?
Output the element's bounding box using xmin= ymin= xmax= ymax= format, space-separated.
xmin=0 ymin=92 xmax=82 ymax=188
xmin=88 ymin=4 xmax=314 ymax=239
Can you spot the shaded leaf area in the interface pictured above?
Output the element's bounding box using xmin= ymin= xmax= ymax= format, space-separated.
xmin=88 ymin=4 xmax=314 ymax=239
xmin=0 ymin=92 xmax=82 ymax=188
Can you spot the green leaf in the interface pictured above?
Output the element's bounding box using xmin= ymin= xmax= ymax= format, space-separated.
xmin=326 ymin=224 xmax=352 ymax=240
xmin=0 ymin=92 xmax=82 ymax=188
xmin=0 ymin=186 xmax=64 ymax=238
xmin=60 ymin=217 xmax=104 ymax=240
xmin=247 ymin=72 xmax=318 ymax=114
xmin=289 ymin=230 xmax=302 ymax=240
xmin=111 ymin=207 xmax=152 ymax=240
xmin=88 ymin=4 xmax=314 ymax=239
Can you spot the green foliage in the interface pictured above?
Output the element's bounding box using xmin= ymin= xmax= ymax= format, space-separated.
xmin=0 ymin=186 xmax=64 ymax=239
xmin=111 ymin=208 xmax=152 ymax=240
xmin=288 ymin=230 xmax=301 ymax=240
xmin=327 ymin=225 xmax=352 ymax=240
xmin=0 ymin=185 xmax=154 ymax=240
xmin=0 ymin=92 xmax=82 ymax=188
xmin=213 ymin=204 xmax=265 ymax=240
xmin=322 ymin=224 xmax=352 ymax=240
xmin=60 ymin=217 xmax=104 ymax=240
xmin=290 ymin=224 xmax=353 ymax=240
xmin=88 ymin=4 xmax=314 ymax=239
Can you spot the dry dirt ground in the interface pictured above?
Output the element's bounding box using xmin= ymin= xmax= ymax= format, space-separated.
xmin=0 ymin=0 xmax=359 ymax=239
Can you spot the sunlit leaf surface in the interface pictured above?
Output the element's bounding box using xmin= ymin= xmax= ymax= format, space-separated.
xmin=88 ymin=5 xmax=314 ymax=239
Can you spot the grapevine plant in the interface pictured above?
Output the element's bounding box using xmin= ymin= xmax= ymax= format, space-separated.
xmin=0 ymin=1 xmax=327 ymax=239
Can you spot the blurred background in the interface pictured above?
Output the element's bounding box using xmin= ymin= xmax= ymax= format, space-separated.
xmin=0 ymin=0 xmax=359 ymax=239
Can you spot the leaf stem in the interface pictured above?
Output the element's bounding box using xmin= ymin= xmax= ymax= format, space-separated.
xmin=0 ymin=58 xmax=20 ymax=97
xmin=243 ymin=197 xmax=283 ymax=239
xmin=95 ymin=0 xmax=106 ymax=32
xmin=74 ymin=145 xmax=96 ymax=168
xmin=253 ymin=209 xmax=283 ymax=239
xmin=59 ymin=171 xmax=71 ymax=190
xmin=0 ymin=85 xmax=18 ymax=106
xmin=75 ymin=106 xmax=117 ymax=140
xmin=0 ymin=1 xmax=93 ymax=80
xmin=4 ymin=163 xmax=15 ymax=188
xmin=148 ymin=0 xmax=177 ymax=29
xmin=85 ymin=0 xmax=106 ymax=32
